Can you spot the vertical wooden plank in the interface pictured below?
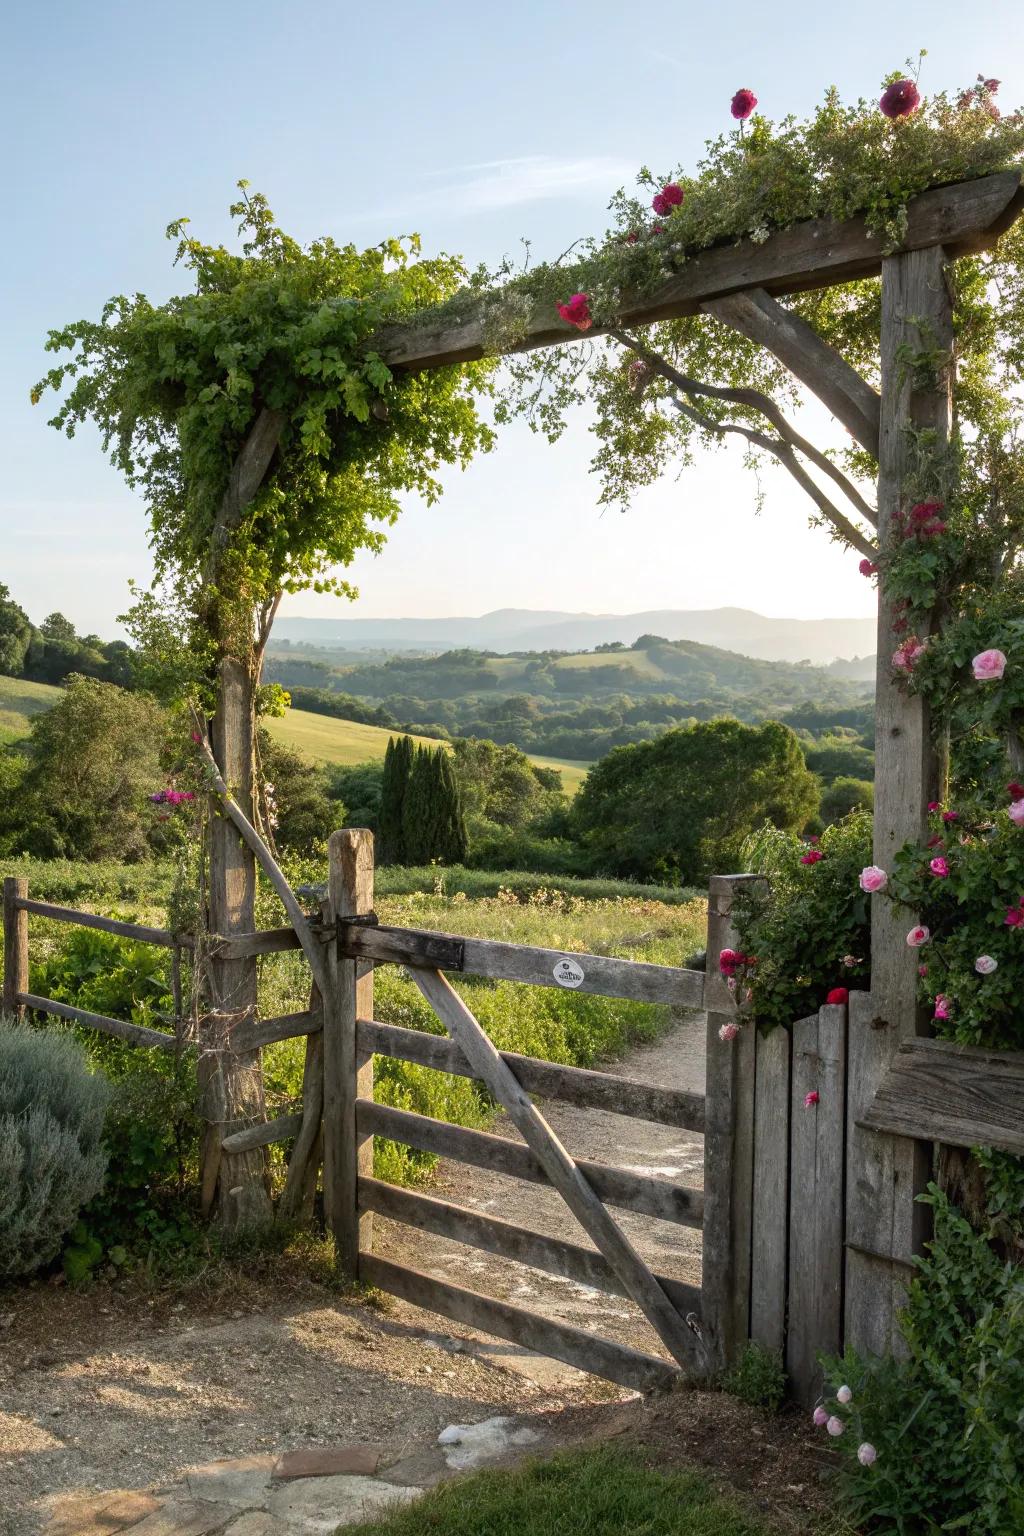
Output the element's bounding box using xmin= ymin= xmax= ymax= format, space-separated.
xmin=3 ymin=877 xmax=29 ymax=1020
xmin=701 ymin=873 xmax=763 ymax=1371
xmin=848 ymin=244 xmax=951 ymax=1357
xmin=204 ymin=655 xmax=271 ymax=1230
xmin=787 ymin=1004 xmax=847 ymax=1406
xmin=324 ymin=828 xmax=375 ymax=1277
xmin=750 ymin=1024 xmax=791 ymax=1356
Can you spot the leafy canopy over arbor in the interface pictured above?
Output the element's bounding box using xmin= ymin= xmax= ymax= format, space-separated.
xmin=34 ymin=185 xmax=495 ymax=671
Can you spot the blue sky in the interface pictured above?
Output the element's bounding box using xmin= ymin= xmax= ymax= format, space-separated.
xmin=3 ymin=0 xmax=1019 ymax=635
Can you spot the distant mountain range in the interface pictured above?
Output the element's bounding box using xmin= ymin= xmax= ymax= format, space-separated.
xmin=273 ymin=606 xmax=877 ymax=666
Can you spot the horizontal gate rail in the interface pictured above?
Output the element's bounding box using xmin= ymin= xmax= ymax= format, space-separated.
xmin=231 ymin=1008 xmax=324 ymax=1053
xmin=357 ymin=1017 xmax=705 ymax=1131
xmin=338 ymin=919 xmax=705 ymax=1009
xmin=359 ymin=1253 xmax=678 ymax=1392
xmin=356 ymin=1100 xmax=703 ymax=1226
xmin=223 ymin=1111 xmax=302 ymax=1153
xmin=17 ymin=991 xmax=177 ymax=1051
xmin=358 ymin=1175 xmax=702 ymax=1317
xmin=12 ymin=895 xmax=193 ymax=950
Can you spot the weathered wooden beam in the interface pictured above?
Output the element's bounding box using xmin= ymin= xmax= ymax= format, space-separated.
xmin=701 ymin=288 xmax=881 ymax=456
xmin=847 ymin=240 xmax=952 ymax=1360
xmin=410 ymin=967 xmax=707 ymax=1372
xmin=749 ymin=1022 xmax=790 ymax=1357
xmin=357 ymin=1017 xmax=705 ymax=1130
xmin=222 ymin=1111 xmax=302 ymax=1153
xmin=14 ymin=897 xmax=193 ymax=950
xmin=374 ymin=173 xmax=1023 ymax=372
xmin=701 ymin=874 xmax=762 ymax=1371
xmin=859 ymin=1037 xmax=1024 ymax=1156
xmin=360 ymin=1253 xmax=679 ymax=1391
xmin=231 ymin=1008 xmax=323 ymax=1053
xmin=786 ymin=1004 xmax=846 ymax=1408
xmin=357 ymin=1100 xmax=703 ymax=1226
xmin=358 ymin=1177 xmax=702 ymax=1318
xmin=337 ymin=919 xmax=706 ymax=1009
xmin=3 ymin=877 xmax=29 ymax=1020
xmin=19 ymin=992 xmax=177 ymax=1051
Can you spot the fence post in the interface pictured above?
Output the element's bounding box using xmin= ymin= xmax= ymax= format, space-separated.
xmin=324 ymin=828 xmax=375 ymax=1278
xmin=3 ymin=877 xmax=29 ymax=1020
xmin=701 ymin=873 xmax=763 ymax=1373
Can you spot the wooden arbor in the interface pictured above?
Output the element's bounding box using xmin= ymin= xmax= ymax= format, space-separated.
xmin=369 ymin=170 xmax=1024 ymax=1356
xmin=207 ymin=174 xmax=1024 ymax=1290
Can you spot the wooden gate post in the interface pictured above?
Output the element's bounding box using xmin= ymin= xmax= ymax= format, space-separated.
xmin=846 ymin=245 xmax=952 ymax=1357
xmin=3 ymin=877 xmax=29 ymax=1020
xmin=324 ymin=828 xmax=375 ymax=1278
xmin=701 ymin=873 xmax=763 ymax=1372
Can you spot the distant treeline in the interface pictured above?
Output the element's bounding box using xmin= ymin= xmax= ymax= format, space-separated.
xmin=0 ymin=585 xmax=134 ymax=688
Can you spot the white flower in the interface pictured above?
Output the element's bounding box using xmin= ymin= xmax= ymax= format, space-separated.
xmin=975 ymin=955 xmax=998 ymax=975
xmin=836 ymin=1384 xmax=853 ymax=1405
xmin=826 ymin=1416 xmax=845 ymax=1437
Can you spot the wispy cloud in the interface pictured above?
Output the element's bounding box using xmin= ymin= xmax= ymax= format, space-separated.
xmin=349 ymin=154 xmax=636 ymax=226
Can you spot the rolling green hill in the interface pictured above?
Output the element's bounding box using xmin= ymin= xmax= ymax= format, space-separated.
xmin=0 ymin=677 xmax=63 ymax=743
xmin=267 ymin=708 xmax=589 ymax=795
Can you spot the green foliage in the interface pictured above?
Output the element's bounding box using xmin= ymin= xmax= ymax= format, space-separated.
xmin=735 ymin=814 xmax=873 ymax=1030
xmin=6 ymin=675 xmax=174 ymax=862
xmin=258 ymin=730 xmax=340 ymax=855
xmin=343 ymin=1444 xmax=776 ymax=1536
xmin=0 ymin=584 xmax=33 ymax=677
xmin=34 ymin=186 xmax=494 ymax=661
xmin=805 ymin=738 xmax=875 ymax=783
xmin=328 ymin=759 xmax=384 ymax=832
xmin=723 ymin=1343 xmax=787 ymax=1413
xmin=0 ymin=1019 xmax=110 ymax=1279
xmin=32 ymin=926 xmax=176 ymax=1032
xmin=823 ymin=1188 xmax=1024 ymax=1536
xmin=573 ymin=719 xmax=818 ymax=884
xmin=889 ymin=803 xmax=1024 ymax=1049
xmin=379 ymin=734 xmax=414 ymax=862
xmin=820 ymin=775 xmax=874 ymax=823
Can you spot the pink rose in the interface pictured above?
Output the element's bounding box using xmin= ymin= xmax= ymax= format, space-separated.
xmin=1005 ymin=906 xmax=1024 ymax=928
xmin=918 ymin=963 xmax=928 ymax=976
xmin=719 ymin=947 xmax=741 ymax=976
xmin=718 ymin=1021 xmax=739 ymax=1043
xmin=826 ymin=1415 xmax=845 ymax=1437
xmin=651 ymin=193 xmax=669 ymax=216
xmin=1009 ymin=799 xmax=1024 ymax=827
xmin=972 ymin=649 xmax=1007 ymax=681
xmin=942 ymin=811 xmax=959 ymax=824
xmin=929 ymin=857 xmax=950 ymax=878
xmin=859 ymin=558 xmax=879 ymax=577
xmin=975 ymin=955 xmax=998 ymax=975
xmin=836 ymin=1385 xmax=853 ymax=1405
xmin=858 ymin=1443 xmax=878 ymax=1466
xmin=859 ymin=865 xmax=888 ymax=893
xmin=804 ymin=1090 xmax=820 ymax=1109
xmin=812 ymin=1405 xmax=829 ymax=1427
xmin=801 ymin=849 xmax=824 ymax=865
xmin=893 ymin=638 xmax=927 ymax=673
xmin=907 ymin=925 xmax=930 ymax=947
xmin=556 ymin=293 xmax=592 ymax=331
xmin=934 ymin=994 xmax=951 ymax=1021
xmin=730 ymin=88 xmax=758 ymax=120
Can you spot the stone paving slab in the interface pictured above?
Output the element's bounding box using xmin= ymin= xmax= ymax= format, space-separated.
xmin=271 ymin=1446 xmax=381 ymax=1482
xmin=267 ymin=1476 xmax=419 ymax=1533
xmin=185 ymin=1459 xmax=276 ymax=1508
xmin=126 ymin=1502 xmax=233 ymax=1536
xmin=43 ymin=1492 xmax=164 ymax=1536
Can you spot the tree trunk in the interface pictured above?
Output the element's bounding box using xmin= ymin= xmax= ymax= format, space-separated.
xmin=202 ymin=654 xmax=273 ymax=1231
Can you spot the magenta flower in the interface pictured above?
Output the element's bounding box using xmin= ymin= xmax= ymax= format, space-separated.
xmin=718 ymin=1021 xmax=740 ymax=1043
xmin=719 ymin=947 xmax=742 ymax=976
xmin=804 ymin=1090 xmax=820 ymax=1109
xmin=859 ymin=865 xmax=888 ymax=894
xmin=826 ymin=987 xmax=849 ymax=1006
xmin=812 ymin=1405 xmax=829 ymax=1427
xmin=859 ymin=558 xmax=879 ymax=577
xmin=731 ymin=88 xmax=758 ymax=120
xmin=929 ymin=856 xmax=950 ymax=878
xmin=557 ymin=293 xmax=593 ymax=331
xmin=942 ymin=811 xmax=959 ymax=825
xmin=801 ymin=849 xmax=824 ymax=865
xmin=907 ymin=925 xmax=931 ymax=948
xmin=652 ymin=183 xmax=684 ymax=216
xmin=934 ymin=994 xmax=951 ymax=1021
xmin=880 ymin=78 xmax=921 ymax=118
xmin=1005 ymin=905 xmax=1024 ymax=928
xmin=973 ymin=648 xmax=1007 ymax=681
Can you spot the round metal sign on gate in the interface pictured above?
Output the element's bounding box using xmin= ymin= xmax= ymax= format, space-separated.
xmin=552 ymin=957 xmax=585 ymax=989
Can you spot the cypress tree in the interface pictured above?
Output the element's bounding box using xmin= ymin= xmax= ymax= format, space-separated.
xmin=436 ymin=749 xmax=468 ymax=863
xmin=379 ymin=734 xmax=413 ymax=863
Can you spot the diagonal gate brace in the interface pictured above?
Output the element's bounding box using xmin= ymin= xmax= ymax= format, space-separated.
xmin=410 ymin=966 xmax=709 ymax=1375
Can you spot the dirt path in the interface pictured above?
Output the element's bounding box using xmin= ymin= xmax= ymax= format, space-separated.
xmin=0 ymin=1013 xmax=707 ymax=1533
xmin=377 ymin=1007 xmax=707 ymax=1379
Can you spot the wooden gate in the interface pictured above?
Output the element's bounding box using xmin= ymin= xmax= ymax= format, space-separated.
xmin=324 ymin=831 xmax=714 ymax=1391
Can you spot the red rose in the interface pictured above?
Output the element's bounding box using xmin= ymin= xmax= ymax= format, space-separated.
xmin=731 ymin=88 xmax=758 ymax=120
xmin=556 ymin=293 xmax=592 ymax=331
xmin=826 ymin=987 xmax=849 ymax=1005
xmin=880 ymin=79 xmax=921 ymax=119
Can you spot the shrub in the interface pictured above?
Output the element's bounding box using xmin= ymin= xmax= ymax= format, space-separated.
xmin=723 ymin=1343 xmax=786 ymax=1412
xmin=0 ymin=1019 xmax=110 ymax=1278
xmin=820 ymin=1188 xmax=1024 ymax=1536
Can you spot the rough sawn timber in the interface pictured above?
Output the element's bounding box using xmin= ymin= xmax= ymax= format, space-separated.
xmin=373 ymin=173 xmax=1023 ymax=371
xmin=860 ymin=1037 xmax=1024 ymax=1156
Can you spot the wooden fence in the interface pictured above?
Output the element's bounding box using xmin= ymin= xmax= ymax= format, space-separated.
xmin=5 ymin=847 xmax=1023 ymax=1402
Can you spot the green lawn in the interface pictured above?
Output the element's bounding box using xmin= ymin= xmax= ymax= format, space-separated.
xmin=0 ymin=676 xmax=63 ymax=741
xmin=343 ymin=1447 xmax=782 ymax=1536
xmin=268 ymin=708 xmax=589 ymax=795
